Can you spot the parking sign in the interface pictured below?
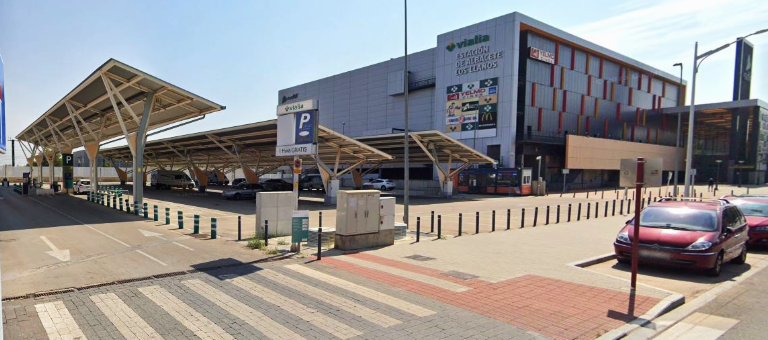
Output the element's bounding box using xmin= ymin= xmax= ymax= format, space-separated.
xmin=294 ymin=110 xmax=317 ymax=144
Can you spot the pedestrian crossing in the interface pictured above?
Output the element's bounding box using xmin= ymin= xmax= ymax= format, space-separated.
xmin=32 ymin=260 xmax=448 ymax=339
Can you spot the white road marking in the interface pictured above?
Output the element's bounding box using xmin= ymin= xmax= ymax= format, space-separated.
xmin=182 ymin=279 xmax=305 ymax=340
xmin=334 ymin=255 xmax=470 ymax=292
xmin=90 ymin=293 xmax=162 ymax=339
xmin=258 ymin=269 xmax=401 ymax=327
xmin=39 ymin=236 xmax=71 ymax=262
xmin=654 ymin=312 xmax=739 ymax=340
xmin=29 ymin=196 xmax=172 ymax=265
xmin=172 ymin=241 xmax=194 ymax=251
xmin=139 ymin=228 xmax=194 ymax=251
xmin=286 ymin=264 xmax=435 ymax=317
xmin=35 ymin=301 xmax=87 ymax=340
xmin=139 ymin=285 xmax=234 ymax=340
xmin=227 ymin=276 xmax=362 ymax=339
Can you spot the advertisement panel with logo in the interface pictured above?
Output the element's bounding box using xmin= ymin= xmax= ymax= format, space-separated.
xmin=733 ymin=38 xmax=753 ymax=101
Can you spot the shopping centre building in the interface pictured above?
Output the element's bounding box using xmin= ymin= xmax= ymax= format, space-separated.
xmin=278 ymin=12 xmax=766 ymax=192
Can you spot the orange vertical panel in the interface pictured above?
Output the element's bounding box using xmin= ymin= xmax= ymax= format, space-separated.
xmin=594 ymin=98 xmax=599 ymax=117
xmin=554 ymin=41 xmax=560 ymax=65
xmin=558 ymin=111 xmax=563 ymax=133
xmin=643 ymin=109 xmax=647 ymax=126
xmin=631 ymin=125 xmax=636 ymax=141
xmin=560 ymin=67 xmax=565 ymax=89
xmin=550 ymin=65 xmax=556 ymax=86
xmin=636 ymin=108 xmax=641 ymax=125
xmin=585 ymin=54 xmax=590 ymax=74
xmin=562 ymin=90 xmax=568 ymax=113
xmin=599 ymin=58 xmax=604 ymax=78
xmin=610 ymin=82 xmax=616 ymax=101
xmin=604 ymin=119 xmax=609 ymax=137
xmin=647 ymin=73 xmax=652 ymax=93
xmin=646 ymin=126 xmax=651 ymax=141
xmin=553 ymin=88 xmax=558 ymax=111
xmin=580 ymin=94 xmax=585 ymax=115
xmin=577 ymin=116 xmax=582 ymax=135
xmin=570 ymin=48 xmax=575 ymax=70
xmin=662 ymin=81 xmax=667 ymax=97
xmin=587 ymin=76 xmax=593 ymax=96
xmin=531 ymin=83 xmax=537 ymax=107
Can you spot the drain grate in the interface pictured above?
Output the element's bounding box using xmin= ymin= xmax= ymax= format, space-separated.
xmin=152 ymin=271 xmax=187 ymax=279
xmin=404 ymin=254 xmax=436 ymax=262
xmin=33 ymin=288 xmax=76 ymax=299
xmin=441 ymin=270 xmax=479 ymax=280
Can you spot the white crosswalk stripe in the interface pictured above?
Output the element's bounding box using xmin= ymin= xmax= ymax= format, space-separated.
xmin=286 ymin=264 xmax=436 ymax=317
xmin=227 ymin=276 xmax=363 ymax=339
xmin=258 ymin=269 xmax=402 ymax=327
xmin=655 ymin=313 xmax=739 ymax=340
xmin=182 ymin=279 xmax=305 ymax=340
xmin=334 ymin=256 xmax=470 ymax=292
xmin=35 ymin=301 xmax=88 ymax=340
xmin=139 ymin=285 xmax=234 ymax=340
xmin=90 ymin=293 xmax=162 ymax=339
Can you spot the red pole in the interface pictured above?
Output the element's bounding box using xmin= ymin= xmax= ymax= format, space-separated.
xmin=631 ymin=157 xmax=645 ymax=290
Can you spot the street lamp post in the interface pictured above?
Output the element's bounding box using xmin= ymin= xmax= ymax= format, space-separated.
xmin=672 ymin=63 xmax=683 ymax=196
xmin=683 ymin=28 xmax=768 ymax=197
xmin=403 ymin=0 xmax=410 ymax=225
xmin=536 ymin=155 xmax=542 ymax=195
xmin=715 ymin=159 xmax=722 ymax=190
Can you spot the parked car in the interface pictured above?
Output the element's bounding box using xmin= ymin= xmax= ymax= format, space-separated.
xmin=222 ymin=183 xmax=264 ymax=200
xmin=151 ymin=170 xmax=195 ymax=190
xmin=300 ymin=175 xmax=324 ymax=191
xmin=231 ymin=178 xmax=247 ymax=187
xmin=363 ymin=179 xmax=396 ymax=191
xmin=723 ymin=195 xmax=768 ymax=248
xmin=261 ymin=179 xmax=292 ymax=191
xmin=74 ymin=179 xmax=91 ymax=194
xmin=613 ymin=198 xmax=748 ymax=277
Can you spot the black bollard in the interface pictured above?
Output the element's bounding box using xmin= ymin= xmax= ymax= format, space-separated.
xmin=601 ymin=191 xmax=604 ymax=199
xmin=506 ymin=209 xmax=511 ymax=230
xmin=492 ymin=210 xmax=496 ymax=232
xmin=533 ymin=207 xmax=539 ymax=227
xmin=594 ymin=202 xmax=598 ymax=218
xmin=556 ymin=205 xmax=561 ymax=224
xmin=577 ymin=203 xmax=582 ymax=221
xmin=612 ymin=200 xmax=616 ymax=216
xmin=317 ymin=226 xmax=322 ymax=260
xmin=586 ymin=202 xmax=591 ymax=220
xmin=627 ymin=199 xmax=632 ymax=214
xmin=437 ymin=215 xmax=442 ymax=239
xmin=475 ymin=212 xmax=480 ymax=234
xmin=568 ymin=204 xmax=572 ymax=222
xmin=431 ymin=211 xmax=435 ymax=233
xmin=416 ymin=217 xmax=421 ymax=242
xmin=604 ymin=201 xmax=608 ymax=217
xmin=521 ymin=208 xmax=525 ymax=228
xmin=620 ymin=199 xmax=624 ymax=215
xmin=237 ymin=216 xmax=242 ymax=241
xmin=545 ymin=206 xmax=550 ymax=225
xmin=458 ymin=213 xmax=463 ymax=236
xmin=264 ymin=220 xmax=269 ymax=246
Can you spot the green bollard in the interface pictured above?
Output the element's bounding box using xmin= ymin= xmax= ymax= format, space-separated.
xmin=178 ymin=211 xmax=183 ymax=229
xmin=125 ymin=199 xmax=131 ymax=213
xmin=193 ymin=214 xmax=200 ymax=234
xmin=119 ymin=197 xmax=124 ymax=211
xmin=112 ymin=195 xmax=117 ymax=210
xmin=211 ymin=217 xmax=217 ymax=239
xmin=107 ymin=193 xmax=111 ymax=208
xmin=143 ymin=203 xmax=148 ymax=219
xmin=165 ymin=207 xmax=170 ymax=225
xmin=134 ymin=201 xmax=139 ymax=216
xmin=153 ymin=205 xmax=158 ymax=221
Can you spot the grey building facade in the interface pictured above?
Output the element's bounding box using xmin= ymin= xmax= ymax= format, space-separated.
xmin=277 ymin=12 xmax=685 ymax=184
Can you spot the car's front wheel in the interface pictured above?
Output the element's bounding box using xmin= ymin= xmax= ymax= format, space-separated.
xmin=707 ymin=253 xmax=723 ymax=277
xmin=731 ymin=246 xmax=747 ymax=265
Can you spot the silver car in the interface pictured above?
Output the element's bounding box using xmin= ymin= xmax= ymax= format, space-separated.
xmin=222 ymin=183 xmax=264 ymax=200
xmin=74 ymin=179 xmax=91 ymax=194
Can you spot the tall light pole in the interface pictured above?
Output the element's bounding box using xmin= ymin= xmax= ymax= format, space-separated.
xmin=672 ymin=63 xmax=683 ymax=196
xmin=403 ymin=0 xmax=410 ymax=225
xmin=715 ymin=159 xmax=722 ymax=190
xmin=536 ymin=155 xmax=542 ymax=195
xmin=684 ymin=28 xmax=768 ymax=197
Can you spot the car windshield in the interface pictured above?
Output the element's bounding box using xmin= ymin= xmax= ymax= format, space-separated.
xmin=633 ymin=206 xmax=718 ymax=232
xmin=732 ymin=201 xmax=768 ymax=217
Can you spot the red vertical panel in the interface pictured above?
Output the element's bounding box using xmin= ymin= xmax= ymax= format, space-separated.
xmin=537 ymin=108 xmax=543 ymax=132
xmin=647 ymin=73 xmax=652 ymax=93
xmin=616 ymin=103 xmax=621 ymax=121
xmin=631 ymin=125 xmax=636 ymax=141
xmin=550 ymin=65 xmax=556 ymax=87
xmin=558 ymin=112 xmax=563 ymax=133
xmin=531 ymin=83 xmax=537 ymax=107
xmin=662 ymin=114 xmax=667 ymax=130
xmin=562 ymin=90 xmax=568 ymax=113
xmin=657 ymin=96 xmax=662 ymax=113
xmin=636 ymin=108 xmax=641 ymax=125
xmin=599 ymin=59 xmax=604 ymax=78
xmin=554 ymin=42 xmax=560 ymax=65
xmin=587 ymin=76 xmax=592 ymax=96
xmin=586 ymin=116 xmax=591 ymax=134
xmin=604 ymin=119 xmax=609 ymax=137
xmin=652 ymin=94 xmax=656 ymax=110
xmin=570 ymin=48 xmax=576 ymax=70
xmin=603 ymin=81 xmax=608 ymax=100
xmin=618 ymin=66 xmax=623 ymax=84
xmin=646 ymin=127 xmax=650 ymax=142
xmin=580 ymin=94 xmax=585 ymax=115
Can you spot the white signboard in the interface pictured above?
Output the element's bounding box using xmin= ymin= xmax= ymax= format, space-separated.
xmin=277 ymin=99 xmax=316 ymax=116
xmin=620 ymin=158 xmax=663 ymax=187
xmin=276 ymin=144 xmax=317 ymax=157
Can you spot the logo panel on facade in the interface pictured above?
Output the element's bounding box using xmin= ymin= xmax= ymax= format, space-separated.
xmin=445 ymin=77 xmax=500 ymax=134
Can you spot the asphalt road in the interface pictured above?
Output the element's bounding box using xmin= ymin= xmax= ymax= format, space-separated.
xmin=0 ymin=187 xmax=267 ymax=298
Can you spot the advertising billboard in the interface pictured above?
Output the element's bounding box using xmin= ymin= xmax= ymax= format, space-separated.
xmin=0 ymin=54 xmax=6 ymax=154
xmin=733 ymin=38 xmax=753 ymax=101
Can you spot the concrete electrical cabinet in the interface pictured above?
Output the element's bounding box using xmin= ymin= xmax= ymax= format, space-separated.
xmin=335 ymin=190 xmax=394 ymax=250
xmin=256 ymin=192 xmax=293 ymax=236
xmin=380 ymin=197 xmax=395 ymax=230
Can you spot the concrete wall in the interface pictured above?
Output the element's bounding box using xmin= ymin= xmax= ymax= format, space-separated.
xmin=565 ymin=135 xmax=681 ymax=170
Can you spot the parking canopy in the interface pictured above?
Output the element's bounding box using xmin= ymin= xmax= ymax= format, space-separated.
xmin=15 ymin=58 xmax=225 ymax=151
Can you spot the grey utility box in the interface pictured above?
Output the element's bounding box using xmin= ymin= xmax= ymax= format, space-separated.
xmin=335 ymin=190 xmax=394 ymax=250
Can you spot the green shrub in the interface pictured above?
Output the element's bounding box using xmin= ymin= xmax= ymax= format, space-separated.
xmin=266 ymin=247 xmax=280 ymax=255
xmin=247 ymin=237 xmax=265 ymax=250
xmin=277 ymin=239 xmax=289 ymax=246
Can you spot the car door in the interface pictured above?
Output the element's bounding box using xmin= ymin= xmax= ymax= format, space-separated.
xmin=727 ymin=207 xmax=748 ymax=259
xmin=246 ymin=184 xmax=258 ymax=198
xmin=721 ymin=208 xmax=741 ymax=260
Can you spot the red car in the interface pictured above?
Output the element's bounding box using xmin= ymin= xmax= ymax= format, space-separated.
xmin=722 ymin=195 xmax=768 ymax=247
xmin=614 ymin=198 xmax=748 ymax=276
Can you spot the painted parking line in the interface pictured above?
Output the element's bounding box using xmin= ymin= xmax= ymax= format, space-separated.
xmin=35 ymin=301 xmax=88 ymax=340
xmin=333 ymin=255 xmax=471 ymax=292
xmin=654 ymin=313 xmax=739 ymax=340
xmin=258 ymin=269 xmax=401 ymax=327
xmin=139 ymin=285 xmax=234 ymax=340
xmin=227 ymin=276 xmax=362 ymax=339
xmin=286 ymin=264 xmax=436 ymax=317
xmin=90 ymin=293 xmax=162 ymax=339
xmin=182 ymin=279 xmax=304 ymax=340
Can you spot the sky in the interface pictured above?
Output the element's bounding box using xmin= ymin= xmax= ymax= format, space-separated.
xmin=1 ymin=0 xmax=767 ymax=165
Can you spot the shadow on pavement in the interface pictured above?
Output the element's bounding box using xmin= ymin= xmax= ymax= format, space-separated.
xmin=608 ymin=260 xmax=753 ymax=284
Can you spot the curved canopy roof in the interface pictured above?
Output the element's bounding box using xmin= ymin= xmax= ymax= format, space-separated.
xmin=16 ymin=58 xmax=225 ymax=151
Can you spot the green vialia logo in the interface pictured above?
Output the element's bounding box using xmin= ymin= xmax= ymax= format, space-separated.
xmin=446 ymin=35 xmax=490 ymax=51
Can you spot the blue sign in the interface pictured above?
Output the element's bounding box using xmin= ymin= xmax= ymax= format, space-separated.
xmin=0 ymin=54 xmax=5 ymax=154
xmin=294 ymin=110 xmax=317 ymax=144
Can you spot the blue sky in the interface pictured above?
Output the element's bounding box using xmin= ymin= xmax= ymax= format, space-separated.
xmin=1 ymin=0 xmax=766 ymax=164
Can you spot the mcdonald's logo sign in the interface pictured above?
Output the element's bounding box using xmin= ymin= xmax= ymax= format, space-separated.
xmin=481 ymin=112 xmax=494 ymax=121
